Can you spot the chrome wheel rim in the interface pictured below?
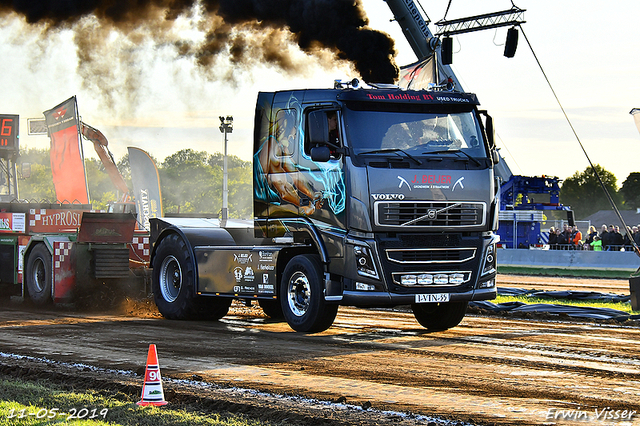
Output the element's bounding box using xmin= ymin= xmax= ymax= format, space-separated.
xmin=287 ymin=271 xmax=311 ymax=317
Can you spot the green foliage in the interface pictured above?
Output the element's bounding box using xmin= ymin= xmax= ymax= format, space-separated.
xmin=17 ymin=146 xmax=50 ymax=166
xmin=160 ymin=149 xmax=221 ymax=214
xmin=17 ymin=147 xmax=56 ymax=202
xmin=18 ymin=164 xmax=56 ymax=202
xmin=160 ymin=149 xmax=251 ymax=217
xmin=620 ymin=172 xmax=640 ymax=209
xmin=560 ymin=164 xmax=621 ymax=219
xmin=85 ymin=158 xmax=126 ymax=210
xmin=117 ymin=152 xmax=132 ymax=187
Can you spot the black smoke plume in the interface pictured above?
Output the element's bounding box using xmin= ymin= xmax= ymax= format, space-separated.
xmin=1 ymin=0 xmax=398 ymax=84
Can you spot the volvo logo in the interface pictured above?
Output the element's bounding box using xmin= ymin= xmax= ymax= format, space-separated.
xmin=427 ymin=209 xmax=437 ymax=219
xmin=371 ymin=193 xmax=405 ymax=201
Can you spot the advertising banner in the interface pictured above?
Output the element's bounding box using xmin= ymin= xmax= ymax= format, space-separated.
xmin=128 ymin=147 xmax=163 ymax=230
xmin=27 ymin=208 xmax=84 ymax=232
xmin=0 ymin=212 xmax=26 ymax=233
xmin=43 ymin=97 xmax=89 ymax=204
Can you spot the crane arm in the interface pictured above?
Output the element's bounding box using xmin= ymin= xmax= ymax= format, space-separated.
xmin=80 ymin=122 xmax=131 ymax=202
xmin=384 ymin=0 xmax=462 ymax=90
xmin=384 ymin=0 xmax=434 ymax=60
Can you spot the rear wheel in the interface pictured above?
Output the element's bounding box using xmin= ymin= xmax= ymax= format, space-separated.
xmin=412 ymin=301 xmax=468 ymax=331
xmin=152 ymin=233 xmax=230 ymax=320
xmin=25 ymin=244 xmax=52 ymax=305
xmin=280 ymin=254 xmax=338 ymax=333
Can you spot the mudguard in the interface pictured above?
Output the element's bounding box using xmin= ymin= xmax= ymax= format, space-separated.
xmin=149 ymin=217 xmax=236 ymax=266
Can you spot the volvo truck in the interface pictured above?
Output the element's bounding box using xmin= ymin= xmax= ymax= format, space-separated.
xmin=150 ymin=81 xmax=500 ymax=332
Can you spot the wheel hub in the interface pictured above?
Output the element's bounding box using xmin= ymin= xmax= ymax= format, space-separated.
xmin=287 ymin=272 xmax=311 ymax=317
xmin=32 ymin=258 xmax=46 ymax=293
xmin=159 ymin=255 xmax=182 ymax=303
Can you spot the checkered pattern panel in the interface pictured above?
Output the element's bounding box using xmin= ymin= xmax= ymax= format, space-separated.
xmin=54 ymin=241 xmax=73 ymax=269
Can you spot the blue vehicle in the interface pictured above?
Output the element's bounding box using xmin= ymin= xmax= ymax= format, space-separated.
xmin=497 ymin=175 xmax=573 ymax=248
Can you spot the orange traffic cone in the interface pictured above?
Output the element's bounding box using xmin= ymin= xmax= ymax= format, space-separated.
xmin=137 ymin=344 xmax=168 ymax=406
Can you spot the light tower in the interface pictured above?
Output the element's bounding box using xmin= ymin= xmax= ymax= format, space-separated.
xmin=218 ymin=115 xmax=233 ymax=223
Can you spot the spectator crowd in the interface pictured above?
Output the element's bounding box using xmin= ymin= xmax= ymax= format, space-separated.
xmin=548 ymin=223 xmax=640 ymax=251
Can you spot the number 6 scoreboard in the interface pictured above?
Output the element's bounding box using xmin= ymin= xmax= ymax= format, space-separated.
xmin=0 ymin=114 xmax=19 ymax=155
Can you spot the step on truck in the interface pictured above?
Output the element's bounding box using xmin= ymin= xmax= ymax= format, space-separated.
xmin=150 ymin=82 xmax=500 ymax=332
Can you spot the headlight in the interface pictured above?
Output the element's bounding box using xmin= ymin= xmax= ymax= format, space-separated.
xmin=418 ymin=274 xmax=433 ymax=285
xmin=478 ymin=279 xmax=495 ymax=289
xmin=399 ymin=272 xmax=469 ymax=286
xmin=354 ymin=245 xmax=378 ymax=278
xmin=401 ymin=275 xmax=417 ymax=285
xmin=355 ymin=282 xmax=376 ymax=291
xmin=482 ymin=243 xmax=496 ymax=276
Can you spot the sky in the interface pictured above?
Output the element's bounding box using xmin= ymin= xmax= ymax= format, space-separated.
xmin=2 ymin=0 xmax=640 ymax=185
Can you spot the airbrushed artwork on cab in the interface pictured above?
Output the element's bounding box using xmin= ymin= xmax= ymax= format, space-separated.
xmin=254 ymin=93 xmax=345 ymax=221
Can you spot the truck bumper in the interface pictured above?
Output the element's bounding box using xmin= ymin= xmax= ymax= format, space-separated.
xmin=339 ymin=286 xmax=497 ymax=307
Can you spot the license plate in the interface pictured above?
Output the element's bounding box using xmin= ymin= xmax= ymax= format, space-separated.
xmin=415 ymin=293 xmax=450 ymax=303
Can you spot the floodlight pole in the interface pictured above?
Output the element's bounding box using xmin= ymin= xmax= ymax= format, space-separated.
xmin=219 ymin=116 xmax=233 ymax=223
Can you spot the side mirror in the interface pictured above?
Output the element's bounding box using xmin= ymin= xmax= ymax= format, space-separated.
xmin=485 ymin=115 xmax=495 ymax=148
xmin=478 ymin=110 xmax=495 ymax=149
xmin=311 ymin=146 xmax=331 ymax=162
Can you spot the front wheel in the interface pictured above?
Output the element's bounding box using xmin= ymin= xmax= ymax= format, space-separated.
xmin=25 ymin=243 xmax=52 ymax=305
xmin=412 ymin=301 xmax=468 ymax=331
xmin=280 ymin=254 xmax=338 ymax=333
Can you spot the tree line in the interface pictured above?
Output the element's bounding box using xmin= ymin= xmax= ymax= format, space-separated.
xmin=559 ymin=165 xmax=640 ymax=219
xmin=17 ymin=147 xmax=253 ymax=219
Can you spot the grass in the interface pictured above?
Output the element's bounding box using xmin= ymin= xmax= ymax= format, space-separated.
xmin=494 ymin=294 xmax=637 ymax=314
xmin=0 ymin=379 xmax=271 ymax=426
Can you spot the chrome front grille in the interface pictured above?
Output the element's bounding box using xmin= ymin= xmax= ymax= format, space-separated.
xmin=386 ymin=248 xmax=476 ymax=264
xmin=376 ymin=201 xmax=485 ymax=228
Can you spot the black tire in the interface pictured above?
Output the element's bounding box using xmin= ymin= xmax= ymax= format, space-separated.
xmin=258 ymin=299 xmax=284 ymax=320
xmin=25 ymin=243 xmax=52 ymax=306
xmin=280 ymin=254 xmax=338 ymax=333
xmin=412 ymin=301 xmax=468 ymax=331
xmin=152 ymin=233 xmax=230 ymax=320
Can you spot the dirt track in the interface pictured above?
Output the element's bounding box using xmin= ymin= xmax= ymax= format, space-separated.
xmin=497 ymin=274 xmax=631 ymax=293
xmin=0 ymin=275 xmax=639 ymax=425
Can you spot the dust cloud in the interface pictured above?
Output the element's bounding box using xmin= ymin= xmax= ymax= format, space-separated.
xmin=1 ymin=0 xmax=398 ymax=110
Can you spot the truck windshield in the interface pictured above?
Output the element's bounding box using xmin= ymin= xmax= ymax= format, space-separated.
xmin=343 ymin=104 xmax=487 ymax=158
